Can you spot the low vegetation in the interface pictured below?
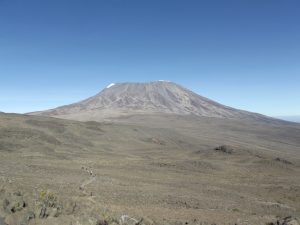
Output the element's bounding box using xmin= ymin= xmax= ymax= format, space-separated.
xmin=0 ymin=113 xmax=300 ymax=224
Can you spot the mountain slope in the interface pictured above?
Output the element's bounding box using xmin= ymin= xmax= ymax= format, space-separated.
xmin=278 ymin=115 xmax=300 ymax=123
xmin=1 ymin=112 xmax=300 ymax=224
xmin=30 ymin=81 xmax=271 ymax=121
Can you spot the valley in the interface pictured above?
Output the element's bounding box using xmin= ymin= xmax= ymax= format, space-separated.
xmin=0 ymin=112 xmax=299 ymax=225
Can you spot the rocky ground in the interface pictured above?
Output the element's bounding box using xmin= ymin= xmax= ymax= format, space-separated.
xmin=0 ymin=113 xmax=300 ymax=225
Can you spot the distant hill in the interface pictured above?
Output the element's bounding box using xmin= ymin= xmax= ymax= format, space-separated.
xmin=278 ymin=116 xmax=300 ymax=123
xmin=29 ymin=81 xmax=274 ymax=122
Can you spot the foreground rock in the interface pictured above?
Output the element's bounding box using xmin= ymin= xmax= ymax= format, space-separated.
xmin=214 ymin=145 xmax=234 ymax=154
xmin=268 ymin=217 xmax=300 ymax=225
xmin=3 ymin=192 xmax=26 ymax=214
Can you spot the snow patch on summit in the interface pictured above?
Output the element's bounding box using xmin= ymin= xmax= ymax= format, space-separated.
xmin=106 ymin=83 xmax=115 ymax=88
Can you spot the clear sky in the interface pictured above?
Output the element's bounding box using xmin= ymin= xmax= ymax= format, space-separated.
xmin=0 ymin=0 xmax=299 ymax=116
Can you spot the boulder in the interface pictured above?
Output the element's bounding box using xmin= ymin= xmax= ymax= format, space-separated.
xmin=3 ymin=195 xmax=26 ymax=214
xmin=214 ymin=145 xmax=233 ymax=154
xmin=275 ymin=157 xmax=292 ymax=165
xmin=268 ymin=217 xmax=300 ymax=225
xmin=281 ymin=217 xmax=299 ymax=225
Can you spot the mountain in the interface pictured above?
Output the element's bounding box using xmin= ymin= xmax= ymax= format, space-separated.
xmin=30 ymin=81 xmax=272 ymax=122
xmin=278 ymin=115 xmax=300 ymax=123
xmin=3 ymin=82 xmax=300 ymax=224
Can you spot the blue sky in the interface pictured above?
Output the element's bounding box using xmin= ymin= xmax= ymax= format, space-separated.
xmin=0 ymin=0 xmax=299 ymax=116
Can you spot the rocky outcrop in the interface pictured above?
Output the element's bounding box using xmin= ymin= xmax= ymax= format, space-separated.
xmin=214 ymin=145 xmax=234 ymax=154
xmin=2 ymin=192 xmax=26 ymax=214
xmin=267 ymin=217 xmax=300 ymax=225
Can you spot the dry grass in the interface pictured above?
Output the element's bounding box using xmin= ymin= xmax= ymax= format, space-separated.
xmin=0 ymin=113 xmax=299 ymax=224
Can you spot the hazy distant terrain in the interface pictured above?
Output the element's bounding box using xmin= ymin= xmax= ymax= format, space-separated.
xmin=278 ymin=116 xmax=300 ymax=123
xmin=1 ymin=82 xmax=300 ymax=225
